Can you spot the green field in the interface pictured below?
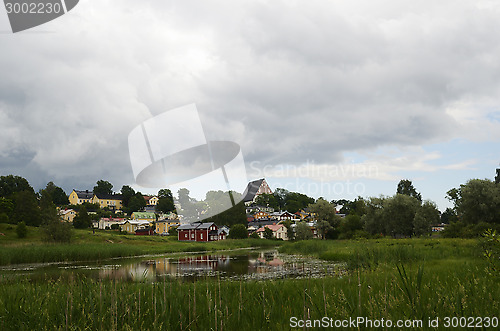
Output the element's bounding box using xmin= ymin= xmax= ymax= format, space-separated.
xmin=1 ymin=225 xmax=499 ymax=330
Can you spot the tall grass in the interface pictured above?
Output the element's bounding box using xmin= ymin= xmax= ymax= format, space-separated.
xmin=0 ymin=238 xmax=282 ymax=266
xmin=0 ymin=259 xmax=498 ymax=330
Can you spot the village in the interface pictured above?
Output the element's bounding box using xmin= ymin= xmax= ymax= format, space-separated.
xmin=59 ymin=178 xmax=329 ymax=242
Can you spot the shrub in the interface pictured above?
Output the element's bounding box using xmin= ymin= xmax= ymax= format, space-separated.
xmin=229 ymin=224 xmax=248 ymax=239
xmin=249 ymin=232 xmax=260 ymax=239
xmin=16 ymin=221 xmax=27 ymax=238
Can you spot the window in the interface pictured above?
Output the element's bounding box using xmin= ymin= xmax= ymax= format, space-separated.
xmin=200 ymin=233 xmax=203 ymax=239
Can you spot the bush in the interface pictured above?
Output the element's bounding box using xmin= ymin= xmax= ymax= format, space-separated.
xmin=16 ymin=221 xmax=27 ymax=238
xmin=229 ymin=224 xmax=248 ymax=239
xmin=249 ymin=232 xmax=260 ymax=239
xmin=42 ymin=219 xmax=72 ymax=243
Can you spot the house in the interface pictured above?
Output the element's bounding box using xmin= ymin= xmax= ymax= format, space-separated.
xmin=432 ymin=223 xmax=447 ymax=232
xmin=144 ymin=196 xmax=159 ymax=206
xmin=131 ymin=212 xmax=156 ymax=223
xmin=242 ymin=178 xmax=273 ymax=205
xmin=256 ymin=224 xmax=288 ymax=240
xmin=91 ymin=193 xmax=124 ymax=211
xmin=254 ymin=211 xmax=270 ymax=220
xmin=270 ymin=211 xmax=295 ymax=221
xmin=218 ymin=226 xmax=230 ymax=240
xmin=135 ymin=228 xmax=155 ymax=235
xmin=59 ymin=208 xmax=76 ymax=222
xmin=177 ymin=222 xmax=219 ymax=242
xmin=94 ymin=217 xmax=125 ymax=230
xmin=68 ymin=190 xmax=93 ymax=205
xmin=155 ymin=219 xmax=180 ymax=235
xmin=120 ymin=220 xmax=150 ymax=233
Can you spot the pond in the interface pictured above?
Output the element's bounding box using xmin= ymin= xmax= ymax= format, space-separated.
xmin=0 ymin=250 xmax=345 ymax=282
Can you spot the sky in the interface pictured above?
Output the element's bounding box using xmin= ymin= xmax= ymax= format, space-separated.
xmin=1 ymin=0 xmax=500 ymax=211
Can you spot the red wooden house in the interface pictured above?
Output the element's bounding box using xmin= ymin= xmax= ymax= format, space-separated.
xmin=177 ymin=222 xmax=219 ymax=242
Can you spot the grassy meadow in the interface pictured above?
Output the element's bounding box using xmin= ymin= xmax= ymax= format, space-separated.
xmin=1 ymin=224 xmax=499 ymax=330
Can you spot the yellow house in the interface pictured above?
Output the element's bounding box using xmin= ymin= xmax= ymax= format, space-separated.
xmin=68 ymin=190 xmax=93 ymax=205
xmin=144 ymin=196 xmax=159 ymax=206
xmin=155 ymin=219 xmax=180 ymax=235
xmin=120 ymin=220 xmax=150 ymax=233
xmin=59 ymin=209 xmax=77 ymax=222
xmin=254 ymin=211 xmax=270 ymax=220
xmin=91 ymin=193 xmax=124 ymax=211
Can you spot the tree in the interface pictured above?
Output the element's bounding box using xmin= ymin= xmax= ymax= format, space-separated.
xmin=93 ymin=180 xmax=113 ymax=195
xmin=127 ymin=192 xmax=146 ymax=214
xmin=308 ymin=198 xmax=340 ymax=239
xmin=446 ymin=179 xmax=500 ymax=225
xmin=397 ymin=179 xmax=422 ymax=202
xmin=254 ymin=193 xmax=279 ymax=210
xmin=413 ymin=201 xmax=440 ymax=236
xmin=338 ymin=214 xmax=364 ymax=239
xmin=40 ymin=182 xmax=68 ymax=206
xmin=441 ymin=208 xmax=457 ymax=224
xmin=0 ymin=175 xmax=34 ymax=198
xmin=362 ymin=197 xmax=386 ymax=236
xmin=229 ymin=224 xmax=248 ymax=239
xmin=16 ymin=221 xmax=27 ymax=238
xmin=295 ymin=222 xmax=313 ymax=240
xmin=12 ymin=190 xmax=41 ymax=226
xmin=382 ymin=194 xmax=420 ymax=237
xmin=156 ymin=189 xmax=175 ymax=214
xmin=73 ymin=206 xmax=92 ymax=229
xmin=120 ymin=185 xmax=136 ymax=207
xmin=273 ymin=188 xmax=289 ymax=210
xmin=263 ymin=227 xmax=274 ymax=240
xmin=283 ymin=220 xmax=295 ymax=241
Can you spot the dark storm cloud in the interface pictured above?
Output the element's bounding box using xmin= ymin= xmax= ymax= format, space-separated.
xmin=1 ymin=0 xmax=500 ymax=192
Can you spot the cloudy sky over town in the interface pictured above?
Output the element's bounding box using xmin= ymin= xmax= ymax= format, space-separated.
xmin=1 ymin=0 xmax=500 ymax=210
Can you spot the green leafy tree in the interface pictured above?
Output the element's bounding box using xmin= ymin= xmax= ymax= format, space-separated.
xmin=338 ymin=214 xmax=364 ymax=239
xmin=413 ymin=200 xmax=440 ymax=236
xmin=229 ymin=224 xmax=248 ymax=239
xmin=249 ymin=232 xmax=260 ymax=239
xmin=273 ymin=188 xmax=289 ymax=210
xmin=120 ymin=185 xmax=136 ymax=207
xmin=308 ymin=198 xmax=340 ymax=239
xmin=40 ymin=191 xmax=72 ymax=243
xmin=40 ymin=182 xmax=68 ymax=206
xmin=156 ymin=189 xmax=175 ymax=214
xmin=397 ymin=179 xmax=422 ymax=202
xmin=440 ymin=207 xmax=457 ymax=224
xmin=16 ymin=221 xmax=27 ymax=238
xmin=446 ymin=179 xmax=500 ymax=225
xmin=283 ymin=220 xmax=295 ymax=241
xmin=0 ymin=175 xmax=34 ymax=198
xmin=295 ymin=222 xmax=313 ymax=240
xmin=263 ymin=227 xmax=274 ymax=240
xmin=362 ymin=197 xmax=386 ymax=236
xmin=382 ymin=194 xmax=420 ymax=237
xmin=73 ymin=206 xmax=92 ymax=229
xmin=254 ymin=193 xmax=279 ymax=210
xmin=93 ymin=180 xmax=113 ymax=195
xmin=127 ymin=192 xmax=146 ymax=214
xmin=12 ymin=190 xmax=41 ymax=226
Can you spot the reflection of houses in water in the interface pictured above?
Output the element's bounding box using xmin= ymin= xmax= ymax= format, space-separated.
xmin=99 ymin=262 xmax=156 ymax=281
xmin=175 ymin=255 xmax=229 ymax=273
xmin=248 ymin=251 xmax=285 ymax=274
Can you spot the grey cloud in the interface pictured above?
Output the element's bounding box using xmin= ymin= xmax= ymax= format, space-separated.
xmin=1 ymin=0 xmax=499 ymax=192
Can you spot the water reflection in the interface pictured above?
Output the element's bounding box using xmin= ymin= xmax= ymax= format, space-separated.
xmin=97 ymin=251 xmax=342 ymax=282
xmin=0 ymin=250 xmax=344 ymax=282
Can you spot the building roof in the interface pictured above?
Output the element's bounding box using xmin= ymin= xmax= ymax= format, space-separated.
xmin=256 ymin=224 xmax=284 ymax=232
xmin=74 ymin=190 xmax=93 ymax=199
xmin=94 ymin=193 xmax=124 ymax=200
xmin=242 ymin=178 xmax=265 ymax=202
xmin=132 ymin=212 xmax=156 ymax=219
